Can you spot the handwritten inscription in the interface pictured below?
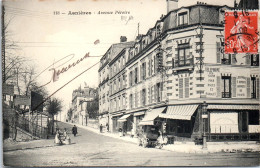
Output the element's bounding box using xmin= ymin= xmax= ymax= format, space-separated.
xmin=51 ymin=52 xmax=89 ymax=82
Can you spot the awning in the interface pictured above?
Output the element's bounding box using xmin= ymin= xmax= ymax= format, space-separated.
xmin=207 ymin=104 xmax=259 ymax=110
xmin=139 ymin=107 xmax=165 ymax=125
xmin=118 ymin=114 xmax=131 ymax=122
xmin=159 ymin=105 xmax=199 ymax=120
xmin=133 ymin=111 xmax=145 ymax=116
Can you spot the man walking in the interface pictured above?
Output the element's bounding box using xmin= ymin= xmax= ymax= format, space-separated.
xmin=100 ymin=124 xmax=103 ymax=133
xmin=72 ymin=125 xmax=77 ymax=137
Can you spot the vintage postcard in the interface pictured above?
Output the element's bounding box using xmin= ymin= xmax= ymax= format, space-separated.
xmin=2 ymin=0 xmax=260 ymax=167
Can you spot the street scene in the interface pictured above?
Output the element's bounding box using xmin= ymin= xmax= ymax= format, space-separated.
xmin=2 ymin=0 xmax=260 ymax=167
xmin=3 ymin=121 xmax=260 ymax=167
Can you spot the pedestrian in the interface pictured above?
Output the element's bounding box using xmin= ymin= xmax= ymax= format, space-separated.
xmin=106 ymin=123 xmax=109 ymax=132
xmin=100 ymin=124 xmax=103 ymax=133
xmin=72 ymin=125 xmax=77 ymax=137
xmin=119 ymin=127 xmax=123 ymax=137
xmin=63 ymin=128 xmax=71 ymax=145
xmin=54 ymin=129 xmax=61 ymax=145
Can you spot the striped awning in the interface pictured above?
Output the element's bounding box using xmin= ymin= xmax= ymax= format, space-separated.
xmin=207 ymin=104 xmax=259 ymax=110
xmin=159 ymin=105 xmax=199 ymax=120
xmin=118 ymin=114 xmax=131 ymax=122
xmin=139 ymin=107 xmax=165 ymax=125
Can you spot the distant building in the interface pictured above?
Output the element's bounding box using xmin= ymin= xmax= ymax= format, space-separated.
xmin=71 ymin=84 xmax=98 ymax=125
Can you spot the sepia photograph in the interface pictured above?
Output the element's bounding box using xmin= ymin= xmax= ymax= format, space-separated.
xmin=1 ymin=0 xmax=260 ymax=167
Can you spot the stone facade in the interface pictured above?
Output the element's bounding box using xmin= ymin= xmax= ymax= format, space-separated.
xmin=98 ymin=3 xmax=260 ymax=141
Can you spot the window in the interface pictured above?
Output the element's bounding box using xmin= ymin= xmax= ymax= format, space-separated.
xmin=248 ymin=111 xmax=259 ymax=125
xmin=251 ymin=54 xmax=259 ymax=66
xmin=221 ymin=76 xmax=231 ymax=98
xmin=129 ymin=94 xmax=133 ymax=109
xmin=177 ymin=43 xmax=192 ymax=67
xmin=222 ymin=54 xmax=231 ymax=65
xmin=178 ymin=12 xmax=188 ymax=26
xmin=141 ymin=62 xmax=146 ymax=80
xmin=251 ymin=77 xmax=256 ymax=98
xmin=135 ymin=67 xmax=138 ymax=84
xmin=129 ymin=71 xmax=133 ymax=86
xmin=118 ymin=78 xmax=121 ymax=90
xmin=142 ymin=89 xmax=146 ymax=106
xmin=156 ymin=83 xmax=161 ymax=102
xmin=148 ymin=59 xmax=152 ymax=76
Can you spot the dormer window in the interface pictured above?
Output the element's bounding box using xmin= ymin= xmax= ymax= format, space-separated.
xmin=178 ymin=12 xmax=188 ymax=26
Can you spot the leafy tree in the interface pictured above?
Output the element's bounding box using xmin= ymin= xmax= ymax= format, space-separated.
xmin=87 ymin=96 xmax=99 ymax=119
xmin=46 ymin=98 xmax=63 ymax=134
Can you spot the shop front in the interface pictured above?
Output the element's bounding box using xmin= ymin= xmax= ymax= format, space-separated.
xmin=117 ymin=114 xmax=133 ymax=135
xmin=159 ymin=104 xmax=199 ymax=142
xmin=207 ymin=104 xmax=260 ymax=141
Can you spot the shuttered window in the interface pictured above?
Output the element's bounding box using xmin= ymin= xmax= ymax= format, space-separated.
xmin=247 ymin=77 xmax=250 ymax=98
xmin=216 ymin=42 xmax=221 ymax=63
xmin=232 ymin=77 xmax=236 ymax=97
xmin=135 ymin=92 xmax=138 ymax=108
xmin=179 ymin=78 xmax=184 ymax=98
xmin=216 ymin=76 xmax=221 ymax=97
xmin=246 ymin=53 xmax=251 ymax=65
xmin=185 ymin=77 xmax=189 ymax=98
xmin=257 ymin=78 xmax=260 ymax=98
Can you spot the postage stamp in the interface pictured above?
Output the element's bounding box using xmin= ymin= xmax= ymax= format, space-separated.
xmin=225 ymin=11 xmax=258 ymax=54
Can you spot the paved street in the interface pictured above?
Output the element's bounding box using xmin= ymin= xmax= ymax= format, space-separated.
xmin=3 ymin=122 xmax=260 ymax=167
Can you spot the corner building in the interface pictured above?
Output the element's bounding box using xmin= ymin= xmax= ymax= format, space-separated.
xmin=99 ymin=3 xmax=260 ymax=143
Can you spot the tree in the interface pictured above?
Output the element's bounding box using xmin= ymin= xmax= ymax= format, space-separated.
xmin=46 ymin=98 xmax=63 ymax=134
xmin=87 ymin=96 xmax=99 ymax=119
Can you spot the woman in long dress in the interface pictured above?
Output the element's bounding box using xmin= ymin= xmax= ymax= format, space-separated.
xmin=63 ymin=128 xmax=71 ymax=145
xmin=54 ymin=129 xmax=60 ymax=144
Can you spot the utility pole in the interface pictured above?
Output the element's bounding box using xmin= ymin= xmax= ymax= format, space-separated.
xmin=137 ymin=23 xmax=139 ymax=36
xmin=2 ymin=5 xmax=5 ymax=83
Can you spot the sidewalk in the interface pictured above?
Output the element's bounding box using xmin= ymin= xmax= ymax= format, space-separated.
xmin=69 ymin=122 xmax=260 ymax=154
xmin=3 ymin=138 xmax=57 ymax=152
xmin=67 ymin=122 xmax=139 ymax=145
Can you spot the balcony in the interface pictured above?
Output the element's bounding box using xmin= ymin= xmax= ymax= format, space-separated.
xmin=222 ymin=92 xmax=231 ymax=98
xmin=173 ymin=57 xmax=194 ymax=73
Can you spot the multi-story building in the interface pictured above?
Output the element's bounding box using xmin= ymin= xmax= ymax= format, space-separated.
xmin=98 ymin=37 xmax=134 ymax=127
xmin=71 ymin=84 xmax=97 ymax=125
xmin=99 ymin=1 xmax=260 ymax=142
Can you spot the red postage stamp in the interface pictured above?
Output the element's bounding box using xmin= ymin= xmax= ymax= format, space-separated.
xmin=225 ymin=11 xmax=258 ymax=54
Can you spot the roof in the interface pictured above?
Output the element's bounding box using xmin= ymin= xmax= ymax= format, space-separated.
xmin=238 ymin=0 xmax=259 ymax=9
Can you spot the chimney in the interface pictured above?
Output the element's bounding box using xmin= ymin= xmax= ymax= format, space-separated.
xmin=120 ymin=36 xmax=127 ymax=42
xmin=166 ymin=0 xmax=178 ymax=13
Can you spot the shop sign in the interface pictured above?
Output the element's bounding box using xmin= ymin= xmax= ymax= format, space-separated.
xmin=236 ymin=76 xmax=247 ymax=98
xmin=14 ymin=95 xmax=31 ymax=106
xmin=205 ymin=67 xmax=220 ymax=97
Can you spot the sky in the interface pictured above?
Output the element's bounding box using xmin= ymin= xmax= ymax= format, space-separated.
xmin=4 ymin=0 xmax=235 ymax=120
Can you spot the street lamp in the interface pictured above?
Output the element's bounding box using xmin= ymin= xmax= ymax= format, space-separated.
xmin=201 ymin=101 xmax=208 ymax=149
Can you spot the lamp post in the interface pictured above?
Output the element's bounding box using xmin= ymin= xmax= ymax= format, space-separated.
xmin=202 ymin=101 xmax=208 ymax=149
